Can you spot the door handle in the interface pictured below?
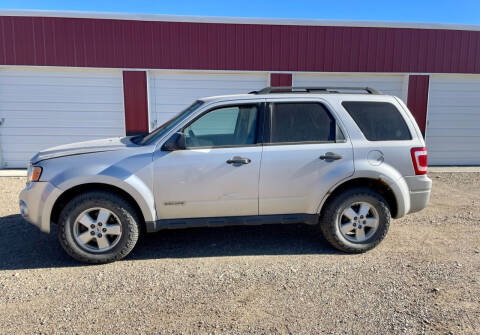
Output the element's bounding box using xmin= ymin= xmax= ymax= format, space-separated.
xmin=319 ymin=152 xmax=343 ymax=161
xmin=226 ymin=156 xmax=251 ymax=165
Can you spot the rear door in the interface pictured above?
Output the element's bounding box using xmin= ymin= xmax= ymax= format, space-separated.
xmin=259 ymin=98 xmax=354 ymax=215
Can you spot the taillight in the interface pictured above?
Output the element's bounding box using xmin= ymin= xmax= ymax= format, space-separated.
xmin=411 ymin=147 xmax=428 ymax=175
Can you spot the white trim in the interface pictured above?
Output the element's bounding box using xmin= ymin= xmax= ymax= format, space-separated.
xmin=119 ymin=72 xmax=127 ymax=136
xmin=0 ymin=117 xmax=4 ymax=168
xmin=1 ymin=9 xmax=480 ymax=32
xmin=145 ymin=71 xmax=154 ymax=132
xmin=401 ymin=75 xmax=410 ymax=103
xmin=424 ymin=74 xmax=432 ymax=142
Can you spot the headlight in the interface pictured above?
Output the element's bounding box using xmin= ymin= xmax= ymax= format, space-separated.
xmin=27 ymin=165 xmax=43 ymax=183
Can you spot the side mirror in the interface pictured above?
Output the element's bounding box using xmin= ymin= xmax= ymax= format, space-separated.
xmin=162 ymin=132 xmax=186 ymax=151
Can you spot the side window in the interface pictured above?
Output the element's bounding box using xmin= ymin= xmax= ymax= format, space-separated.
xmin=269 ymin=102 xmax=337 ymax=143
xmin=342 ymin=101 xmax=412 ymax=141
xmin=184 ymin=105 xmax=258 ymax=148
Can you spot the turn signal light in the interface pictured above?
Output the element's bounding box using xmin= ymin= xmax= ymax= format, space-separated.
xmin=28 ymin=166 xmax=43 ymax=182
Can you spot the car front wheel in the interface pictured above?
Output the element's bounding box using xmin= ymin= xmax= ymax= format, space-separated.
xmin=58 ymin=191 xmax=140 ymax=264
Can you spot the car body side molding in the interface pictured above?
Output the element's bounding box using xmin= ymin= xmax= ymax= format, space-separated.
xmin=147 ymin=213 xmax=319 ymax=232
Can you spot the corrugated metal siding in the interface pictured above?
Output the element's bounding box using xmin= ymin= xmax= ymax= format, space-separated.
xmin=293 ymin=73 xmax=408 ymax=101
xmin=148 ymin=71 xmax=267 ymax=129
xmin=426 ymin=74 xmax=480 ymax=165
xmin=1 ymin=16 xmax=480 ymax=73
xmin=122 ymin=71 xmax=148 ymax=134
xmin=0 ymin=68 xmax=125 ymax=167
xmin=407 ymin=75 xmax=429 ymax=136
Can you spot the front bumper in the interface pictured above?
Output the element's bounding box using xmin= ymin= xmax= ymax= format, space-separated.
xmin=404 ymin=175 xmax=432 ymax=214
xmin=19 ymin=181 xmax=62 ymax=233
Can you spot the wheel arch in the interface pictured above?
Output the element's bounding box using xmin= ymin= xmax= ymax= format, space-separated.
xmin=318 ymin=177 xmax=406 ymax=219
xmin=51 ymin=182 xmax=153 ymax=229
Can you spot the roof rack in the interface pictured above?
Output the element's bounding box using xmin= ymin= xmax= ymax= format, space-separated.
xmin=249 ymin=86 xmax=381 ymax=95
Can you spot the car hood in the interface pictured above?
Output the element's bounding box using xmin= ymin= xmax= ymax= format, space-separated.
xmin=30 ymin=137 xmax=134 ymax=164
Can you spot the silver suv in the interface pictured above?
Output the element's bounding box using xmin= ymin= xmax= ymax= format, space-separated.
xmin=19 ymin=86 xmax=432 ymax=263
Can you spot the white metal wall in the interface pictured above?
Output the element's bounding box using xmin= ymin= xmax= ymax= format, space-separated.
xmin=426 ymin=74 xmax=480 ymax=165
xmin=293 ymin=73 xmax=409 ymax=102
xmin=0 ymin=68 xmax=125 ymax=168
xmin=148 ymin=71 xmax=268 ymax=130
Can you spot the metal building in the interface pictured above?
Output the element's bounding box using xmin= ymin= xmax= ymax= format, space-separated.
xmin=1 ymin=10 xmax=480 ymax=167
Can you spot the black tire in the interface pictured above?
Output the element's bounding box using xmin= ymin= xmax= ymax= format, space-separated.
xmin=58 ymin=191 xmax=140 ymax=264
xmin=319 ymin=187 xmax=391 ymax=253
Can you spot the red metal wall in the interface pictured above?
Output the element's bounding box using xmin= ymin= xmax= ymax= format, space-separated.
xmin=1 ymin=16 xmax=480 ymax=73
xmin=270 ymin=73 xmax=292 ymax=87
xmin=122 ymin=71 xmax=149 ymax=134
xmin=407 ymin=75 xmax=430 ymax=137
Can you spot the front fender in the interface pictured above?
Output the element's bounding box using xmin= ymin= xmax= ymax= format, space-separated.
xmin=39 ymin=149 xmax=157 ymax=227
xmin=55 ymin=175 xmax=156 ymax=223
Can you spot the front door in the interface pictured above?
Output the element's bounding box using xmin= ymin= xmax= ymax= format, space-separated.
xmin=259 ymin=99 xmax=354 ymax=215
xmin=154 ymin=103 xmax=263 ymax=219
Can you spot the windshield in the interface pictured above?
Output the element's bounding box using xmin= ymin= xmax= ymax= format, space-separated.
xmin=136 ymin=100 xmax=204 ymax=145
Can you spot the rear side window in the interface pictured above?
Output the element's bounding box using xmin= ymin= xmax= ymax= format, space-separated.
xmin=342 ymin=102 xmax=412 ymax=141
xmin=269 ymin=103 xmax=338 ymax=143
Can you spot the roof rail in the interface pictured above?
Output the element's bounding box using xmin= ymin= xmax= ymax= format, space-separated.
xmin=249 ymin=86 xmax=381 ymax=95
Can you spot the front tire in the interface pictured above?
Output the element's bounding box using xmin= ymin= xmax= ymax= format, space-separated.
xmin=58 ymin=191 xmax=140 ymax=264
xmin=319 ymin=188 xmax=391 ymax=253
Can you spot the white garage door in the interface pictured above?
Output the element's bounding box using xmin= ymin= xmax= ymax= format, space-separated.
xmin=293 ymin=73 xmax=408 ymax=102
xmin=0 ymin=68 xmax=125 ymax=168
xmin=426 ymin=75 xmax=480 ymax=165
xmin=148 ymin=71 xmax=268 ymax=130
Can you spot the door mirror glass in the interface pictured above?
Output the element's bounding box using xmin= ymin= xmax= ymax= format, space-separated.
xmin=161 ymin=132 xmax=186 ymax=151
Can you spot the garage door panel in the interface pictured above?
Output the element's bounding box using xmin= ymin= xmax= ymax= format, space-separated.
xmin=0 ymin=102 xmax=123 ymax=113
xmin=429 ymin=135 xmax=480 ymax=151
xmin=0 ymin=69 xmax=125 ymax=168
xmin=426 ymin=75 xmax=480 ymax=165
xmin=427 ymin=96 xmax=480 ymax=106
xmin=428 ymin=151 xmax=480 ymax=165
xmin=427 ymin=106 xmax=479 ymax=113
xmin=2 ymin=76 xmax=123 ymax=87
xmin=427 ymin=128 xmax=480 ymax=137
xmin=3 ymin=111 xmax=123 ymax=121
xmin=429 ymin=119 xmax=480 ymax=129
xmin=293 ymin=73 xmax=407 ymax=101
xmin=429 ymin=111 xmax=480 ymax=118
xmin=154 ymin=80 xmax=263 ymax=88
xmin=149 ymin=71 xmax=267 ymax=130
xmin=152 ymin=88 xmax=253 ymax=97
xmin=3 ymin=135 xmax=108 ymax=148
xmin=5 ymin=118 xmax=123 ymax=128
xmin=1 ymin=87 xmax=123 ymax=103
xmin=3 ymin=127 xmax=122 ymax=136
xmin=3 ymin=136 xmax=107 ymax=147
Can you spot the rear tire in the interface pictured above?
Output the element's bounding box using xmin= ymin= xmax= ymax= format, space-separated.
xmin=319 ymin=187 xmax=391 ymax=253
xmin=58 ymin=191 xmax=140 ymax=264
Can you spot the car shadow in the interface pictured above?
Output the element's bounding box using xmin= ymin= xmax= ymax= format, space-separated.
xmin=0 ymin=214 xmax=341 ymax=271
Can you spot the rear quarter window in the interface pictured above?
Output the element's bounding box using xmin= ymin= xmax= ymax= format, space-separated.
xmin=342 ymin=101 xmax=412 ymax=141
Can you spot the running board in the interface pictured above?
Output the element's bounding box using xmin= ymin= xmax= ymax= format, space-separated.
xmin=146 ymin=214 xmax=319 ymax=232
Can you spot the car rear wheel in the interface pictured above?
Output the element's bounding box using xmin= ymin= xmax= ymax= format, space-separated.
xmin=58 ymin=191 xmax=140 ymax=264
xmin=319 ymin=187 xmax=391 ymax=253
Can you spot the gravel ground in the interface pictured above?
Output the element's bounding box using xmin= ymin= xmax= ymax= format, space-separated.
xmin=0 ymin=173 xmax=479 ymax=335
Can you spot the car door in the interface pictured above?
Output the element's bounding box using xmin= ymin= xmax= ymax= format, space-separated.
xmin=153 ymin=102 xmax=264 ymax=220
xmin=259 ymin=98 xmax=354 ymax=215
